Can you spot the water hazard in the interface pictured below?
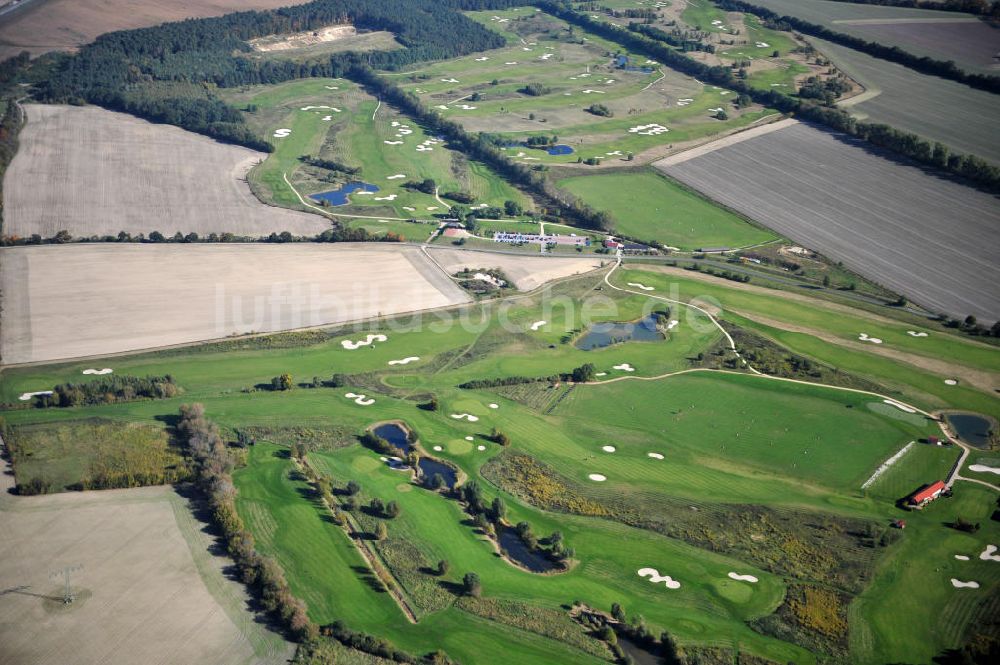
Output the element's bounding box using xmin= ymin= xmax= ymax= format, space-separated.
xmin=574 ymin=314 xmax=665 ymax=350
xmin=310 ymin=181 xmax=379 ymax=206
xmin=372 ymin=423 xmax=457 ymax=488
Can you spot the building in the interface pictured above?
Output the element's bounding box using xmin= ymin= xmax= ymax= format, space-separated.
xmin=493 ymin=232 xmax=589 ymax=247
xmin=908 ymin=480 xmax=947 ymax=507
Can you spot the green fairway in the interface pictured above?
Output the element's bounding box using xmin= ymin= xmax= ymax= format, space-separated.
xmin=558 ymin=169 xmax=777 ymax=249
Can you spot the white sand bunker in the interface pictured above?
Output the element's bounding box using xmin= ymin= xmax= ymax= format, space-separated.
xmin=488 ymin=403 xmax=499 ymax=409
xmin=613 ymin=363 xmax=635 ymax=372
xmin=345 ymin=392 xmax=375 ymax=406
xmin=648 ymin=452 xmax=664 ymax=460
xmin=451 ymin=413 xmax=479 ymax=422
xmin=477 ymin=445 xmax=487 ymax=451
xmin=602 ymin=445 xmax=616 ymax=453
xmin=273 ymin=128 xmax=291 ymax=138
xmin=324 ymin=85 xmax=339 ymax=90
xmin=341 ymin=334 xmax=388 ymax=350
xmin=374 ymin=194 xmax=397 ymax=201
xmin=456 ymin=104 xmax=477 ymax=110
xmin=955 ymin=555 xmax=970 ymax=561
xmin=979 ymin=544 xmax=1000 ymax=561
xmin=582 ymin=89 xmax=605 ymax=94
xmin=728 ymin=572 xmax=759 ymax=583
xmin=944 ymin=379 xmax=958 ymax=386
xmin=595 ymin=372 xmax=607 ymax=377
xmin=388 ymin=357 xmax=420 ymax=366
xmin=951 ymin=579 xmax=980 ymax=589
xmin=19 ymin=390 xmax=53 ymax=401
xmin=465 ymin=436 xmax=474 ymax=441
xmin=387 ymin=174 xmax=407 ymax=179
xmin=300 ymin=105 xmax=339 ymax=111
xmin=505 ymin=61 xmax=518 ymax=65
xmin=82 ymin=368 xmax=113 ymax=375
xmin=858 ymin=333 xmax=883 ymax=344
xmin=384 ymin=140 xmax=403 ymax=145
xmin=665 ymin=320 xmax=679 ymax=331
xmin=588 ymin=473 xmax=607 ymax=482
xmin=475 ymin=56 xmax=489 ymax=61
xmin=433 ymin=445 xmax=443 ymax=452
xmin=907 ymin=331 xmax=929 ymax=337
xmin=627 ymin=282 xmax=654 ymax=291
xmin=629 ymin=123 xmax=669 ymax=136
xmin=402 ymin=206 xmax=416 ymax=212
xmin=755 ymin=42 xmax=769 ymax=48
xmin=883 ymin=399 xmax=916 ymax=413
xmin=637 ymin=568 xmax=681 ymax=589
xmin=441 ymin=78 xmax=459 ymax=83
xmin=529 ymin=320 xmax=546 ymax=331
xmin=969 ymin=464 xmax=1000 ymax=476
xmin=540 ymin=53 xmax=553 ymax=60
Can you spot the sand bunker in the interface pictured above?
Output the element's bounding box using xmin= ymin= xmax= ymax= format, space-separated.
xmin=907 ymin=331 xmax=929 ymax=337
xmin=465 ymin=436 xmax=474 ymax=441
xmin=883 ymin=399 xmax=916 ymax=413
xmin=456 ymin=104 xmax=478 ymax=110
xmin=728 ymin=572 xmax=759 ymax=583
xmin=530 ymin=320 xmax=547 ymax=331
xmin=475 ymin=57 xmax=489 ymax=61
xmin=477 ymin=444 xmax=487 ymax=451
xmin=341 ymin=333 xmax=387 ymax=350
xmin=629 ymin=123 xmax=669 ymax=136
xmin=626 ymin=282 xmax=654 ymax=291
xmin=82 ymin=368 xmax=113 ymax=375
xmin=944 ymin=379 xmax=958 ymax=386
xmin=345 ymin=392 xmax=375 ymax=406
xmin=388 ymin=356 xmax=420 ymax=365
xmin=588 ymin=473 xmax=607 ymax=482
xmin=433 ymin=445 xmax=443 ymax=452
xmin=387 ymin=174 xmax=407 ymax=180
xmin=488 ymin=403 xmax=499 ymax=409
xmin=602 ymin=445 xmax=616 ymax=453
xmin=613 ymin=363 xmax=635 ymax=372
xmin=505 ymin=62 xmax=518 ymax=65
xmin=374 ymin=194 xmax=397 ymax=201
xmin=979 ymin=544 xmax=1000 ymax=561
xmin=858 ymin=333 xmax=883 ymax=344
xmin=665 ymin=320 xmax=679 ymax=331
xmin=637 ymin=568 xmax=681 ymax=589
xmin=18 ymin=390 xmax=53 ymax=401
xmin=451 ymin=413 xmax=479 ymax=422
xmin=582 ymin=89 xmax=605 ymax=94
xmin=300 ymin=105 xmax=338 ymax=111
xmin=273 ymin=128 xmax=291 ymax=138
xmin=384 ymin=140 xmax=403 ymax=145
xmin=955 ymin=555 xmax=970 ymax=561
xmin=969 ymin=464 xmax=1000 ymax=476
xmin=648 ymin=452 xmax=664 ymax=459
xmin=950 ymin=579 xmax=980 ymax=589
xmin=595 ymin=372 xmax=607 ymax=377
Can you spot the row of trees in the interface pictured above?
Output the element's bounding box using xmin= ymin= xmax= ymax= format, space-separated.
xmin=33 ymin=375 xmax=179 ymax=408
xmin=716 ymin=0 xmax=1000 ymax=93
xmin=1 ymin=225 xmax=406 ymax=246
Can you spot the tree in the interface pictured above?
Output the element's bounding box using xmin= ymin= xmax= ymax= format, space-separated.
xmin=370 ymin=497 xmax=385 ymax=515
xmin=503 ymin=200 xmax=523 ymax=216
xmin=462 ymin=572 xmax=481 ymax=597
xmin=571 ymin=363 xmax=596 ymax=383
xmin=51 ymin=229 xmax=72 ymax=244
xmin=491 ymin=497 xmax=506 ymax=522
xmin=437 ymin=559 xmax=450 ymax=576
xmin=375 ymin=521 xmax=388 ymax=541
xmin=822 ymin=275 xmax=831 ymax=287
xmin=490 ymin=427 xmax=511 ymax=446
xmin=611 ymin=602 xmax=626 ymax=622
xmin=428 ymin=472 xmax=446 ymax=490
xmin=346 ymin=480 xmax=361 ymax=496
xmin=271 ymin=373 xmax=293 ymax=391
xmin=386 ymin=500 xmax=401 ymax=518
xmin=330 ymin=373 xmax=348 ymax=387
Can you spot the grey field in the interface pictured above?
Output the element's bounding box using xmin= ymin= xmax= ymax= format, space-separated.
xmin=4 ymin=104 xmax=330 ymax=239
xmin=658 ymin=122 xmax=1000 ymax=322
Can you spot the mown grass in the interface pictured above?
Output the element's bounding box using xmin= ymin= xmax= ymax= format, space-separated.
xmin=558 ymin=169 xmax=776 ymax=249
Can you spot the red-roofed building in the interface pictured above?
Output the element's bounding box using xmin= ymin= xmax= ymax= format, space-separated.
xmin=908 ymin=480 xmax=947 ymax=507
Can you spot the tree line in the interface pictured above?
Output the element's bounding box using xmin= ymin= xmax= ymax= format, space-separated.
xmin=1 ymin=225 xmax=406 ymax=246
xmin=715 ymin=0 xmax=1000 ymax=93
xmin=32 ymin=375 xmax=179 ymax=408
xmin=538 ymin=1 xmax=1000 ymax=192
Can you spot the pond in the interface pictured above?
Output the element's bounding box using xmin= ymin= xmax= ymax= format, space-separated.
xmin=547 ymin=144 xmax=574 ymax=155
xmin=944 ymin=413 xmax=994 ymax=449
xmin=372 ymin=423 xmax=457 ymax=488
xmin=497 ymin=528 xmax=558 ymax=573
xmin=574 ymin=314 xmax=665 ymax=350
xmin=310 ymin=181 xmax=380 ymax=206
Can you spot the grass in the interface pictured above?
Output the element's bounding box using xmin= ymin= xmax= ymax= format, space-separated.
xmin=557 ymin=169 xmax=776 ymax=249
xmin=682 ymin=0 xmax=729 ymax=33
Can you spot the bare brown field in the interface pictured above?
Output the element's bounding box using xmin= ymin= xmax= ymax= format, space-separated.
xmin=4 ymin=104 xmax=330 ymax=240
xmin=0 ymin=480 xmax=292 ymax=665
xmin=0 ymin=243 xmax=473 ymax=364
xmin=0 ymin=0 xmax=314 ymax=59
xmin=658 ymin=122 xmax=1000 ymax=321
xmin=426 ymin=247 xmax=606 ymax=291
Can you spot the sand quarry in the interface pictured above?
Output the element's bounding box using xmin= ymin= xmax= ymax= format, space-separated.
xmin=0 ymin=244 xmax=470 ymax=364
xmin=0 ymin=481 xmax=291 ymax=665
xmin=5 ymin=104 xmax=328 ymax=238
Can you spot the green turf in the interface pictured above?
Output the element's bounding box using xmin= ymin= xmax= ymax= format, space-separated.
xmin=558 ymin=169 xmax=777 ymax=250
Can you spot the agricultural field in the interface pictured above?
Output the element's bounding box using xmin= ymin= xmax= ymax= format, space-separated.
xmin=557 ymin=168 xmax=776 ymax=249
xmin=0 ymin=0 xmax=315 ymax=59
xmin=808 ymin=36 xmax=1000 ymax=164
xmin=749 ymin=0 xmax=999 ymax=74
xmin=220 ymin=78 xmax=528 ymax=221
xmin=3 ymin=104 xmax=329 ymax=239
xmin=379 ymin=7 xmax=778 ymax=166
xmin=0 ymin=481 xmax=292 ymax=665
xmin=657 ymin=121 xmax=1000 ymax=321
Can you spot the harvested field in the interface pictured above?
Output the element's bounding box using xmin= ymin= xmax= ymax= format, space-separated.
xmin=749 ymin=0 xmax=998 ymax=74
xmin=809 ymin=37 xmax=1000 ymax=164
xmin=426 ymin=247 xmax=605 ymax=291
xmin=0 ymin=0 xmax=314 ymax=59
xmin=4 ymin=104 xmax=329 ymax=239
xmin=657 ymin=122 xmax=1000 ymax=321
xmin=0 ymin=243 xmax=472 ymax=364
xmin=0 ymin=482 xmax=292 ymax=665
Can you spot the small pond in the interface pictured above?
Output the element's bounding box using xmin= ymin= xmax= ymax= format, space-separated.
xmin=497 ymin=528 xmax=558 ymax=573
xmin=944 ymin=413 xmax=994 ymax=449
xmin=546 ymin=144 xmax=574 ymax=155
xmin=310 ymin=181 xmax=379 ymax=206
xmin=574 ymin=314 xmax=665 ymax=350
xmin=372 ymin=423 xmax=457 ymax=488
